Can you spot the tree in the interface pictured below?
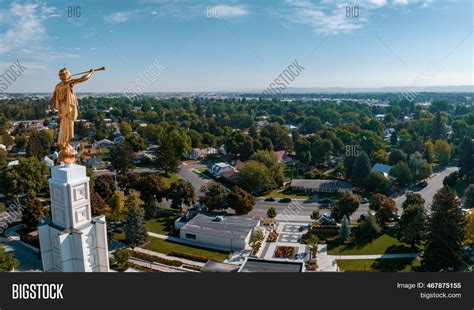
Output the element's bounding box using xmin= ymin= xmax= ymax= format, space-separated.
xmin=267 ymin=207 xmax=277 ymax=219
xmin=338 ymin=215 xmax=351 ymax=241
xmin=0 ymin=149 xmax=6 ymax=167
xmin=399 ymin=203 xmax=427 ymax=247
xmin=249 ymin=230 xmax=264 ymax=247
xmin=250 ymin=150 xmax=284 ymax=187
xmin=22 ymin=199 xmax=45 ymax=231
xmin=310 ymin=210 xmax=320 ymax=221
xmin=376 ymin=197 xmax=397 ymax=226
xmin=432 ymin=112 xmax=446 ymax=140
xmin=369 ymin=193 xmax=387 ymax=212
xmin=358 ymin=212 xmax=381 ymax=240
xmin=27 ymin=130 xmax=53 ymax=158
xmin=157 ymin=133 xmax=180 ymax=174
xmin=167 ymin=179 xmax=196 ymax=210
xmin=351 ymin=151 xmax=371 ymax=187
xmin=423 ymin=186 xmax=466 ymax=271
xmin=0 ymin=246 xmax=19 ymax=271
xmin=390 ymin=161 xmax=412 ymax=186
xmin=199 ymin=182 xmax=228 ymax=211
xmin=124 ymin=194 xmax=148 ymax=247
xmin=91 ymin=191 xmax=111 ymax=217
xmin=107 ymin=192 xmax=127 ymax=222
xmin=119 ymin=121 xmax=133 ymax=136
xmin=409 ymin=151 xmax=432 ymax=182
xmin=443 ymin=171 xmax=458 ymax=187
xmin=402 ymin=193 xmax=425 ymax=210
xmin=138 ymin=174 xmax=166 ymax=206
xmin=459 ymin=137 xmax=474 ymax=180
xmin=110 ymin=142 xmax=135 ymax=175
xmin=226 ymin=186 xmax=255 ymax=215
xmin=365 ymin=172 xmax=389 ymax=194
xmin=434 ymin=139 xmax=452 ymax=166
xmin=126 ymin=134 xmax=147 ymax=152
xmin=389 ymin=148 xmax=406 ymax=165
xmin=118 ymin=172 xmax=141 ymax=195
xmin=331 ymin=190 xmax=361 ymax=222
xmin=237 ymin=160 xmax=276 ymax=195
xmin=112 ymin=248 xmax=131 ymax=271
xmin=465 ymin=212 xmax=474 ymax=245
xmin=94 ymin=175 xmax=116 ymax=200
xmin=3 ymin=157 xmax=49 ymax=198
xmin=464 ymin=184 xmax=474 ymax=210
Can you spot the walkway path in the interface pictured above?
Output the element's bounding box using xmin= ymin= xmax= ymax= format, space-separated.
xmin=316 ymin=244 xmax=420 ymax=272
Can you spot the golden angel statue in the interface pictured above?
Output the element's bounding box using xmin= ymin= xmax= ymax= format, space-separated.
xmin=50 ymin=67 xmax=95 ymax=164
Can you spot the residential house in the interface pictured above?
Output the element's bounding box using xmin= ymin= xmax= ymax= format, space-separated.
xmin=290 ymin=179 xmax=353 ymax=193
xmin=209 ymin=162 xmax=236 ymax=177
xmin=371 ymin=163 xmax=392 ymax=178
xmin=274 ymin=150 xmax=294 ymax=165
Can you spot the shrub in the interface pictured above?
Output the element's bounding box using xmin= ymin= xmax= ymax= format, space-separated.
xmin=169 ymin=251 xmax=210 ymax=263
xmin=131 ymin=250 xmax=183 ymax=267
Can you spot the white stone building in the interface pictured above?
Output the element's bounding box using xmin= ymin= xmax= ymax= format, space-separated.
xmin=39 ymin=164 xmax=109 ymax=272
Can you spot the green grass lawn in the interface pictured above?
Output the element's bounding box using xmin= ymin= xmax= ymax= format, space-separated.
xmin=337 ymin=257 xmax=421 ymax=272
xmin=328 ymin=233 xmax=422 ymax=256
xmin=145 ymin=213 xmax=179 ymax=235
xmin=112 ymin=231 xmax=126 ymax=242
xmin=266 ymin=187 xmax=310 ymax=199
xmin=143 ymin=237 xmax=229 ymax=261
xmin=161 ymin=173 xmax=178 ymax=187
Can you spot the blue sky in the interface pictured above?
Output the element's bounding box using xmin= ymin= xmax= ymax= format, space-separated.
xmin=0 ymin=0 xmax=472 ymax=92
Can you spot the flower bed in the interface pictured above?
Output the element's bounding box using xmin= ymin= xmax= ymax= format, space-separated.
xmin=131 ymin=250 xmax=183 ymax=267
xmin=266 ymin=230 xmax=279 ymax=242
xmin=274 ymin=246 xmax=297 ymax=258
xmin=251 ymin=242 xmax=262 ymax=256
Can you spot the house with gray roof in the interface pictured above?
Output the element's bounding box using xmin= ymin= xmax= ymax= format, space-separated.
xmin=290 ymin=179 xmax=352 ymax=193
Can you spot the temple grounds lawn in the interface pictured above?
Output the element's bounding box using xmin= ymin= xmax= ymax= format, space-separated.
xmin=337 ymin=258 xmax=422 ymax=272
xmin=145 ymin=213 xmax=179 ymax=235
xmin=144 ymin=237 xmax=229 ymax=261
xmin=328 ymin=233 xmax=422 ymax=256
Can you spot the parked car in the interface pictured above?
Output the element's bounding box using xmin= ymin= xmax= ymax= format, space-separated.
xmin=361 ymin=198 xmax=369 ymax=204
xmin=279 ymin=197 xmax=292 ymax=203
xmin=418 ymin=180 xmax=428 ymax=188
xmin=319 ymin=214 xmax=335 ymax=225
xmin=264 ymin=197 xmax=276 ymax=202
xmin=318 ymin=198 xmax=332 ymax=204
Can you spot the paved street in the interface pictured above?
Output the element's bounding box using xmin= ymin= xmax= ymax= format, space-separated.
xmin=395 ymin=166 xmax=458 ymax=209
xmin=176 ymin=163 xmax=210 ymax=197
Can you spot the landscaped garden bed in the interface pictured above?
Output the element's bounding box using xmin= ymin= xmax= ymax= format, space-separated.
xmin=266 ymin=230 xmax=279 ymax=242
xmin=274 ymin=246 xmax=297 ymax=258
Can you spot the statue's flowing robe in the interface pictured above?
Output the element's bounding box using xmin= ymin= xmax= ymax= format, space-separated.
xmin=52 ymin=82 xmax=78 ymax=148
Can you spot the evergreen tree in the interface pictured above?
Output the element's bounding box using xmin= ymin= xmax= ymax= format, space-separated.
xmin=124 ymin=194 xmax=148 ymax=247
xmin=157 ymin=134 xmax=180 ymax=175
xmin=432 ymin=112 xmax=445 ymax=140
xmin=459 ymin=137 xmax=474 ymax=181
xmin=423 ymin=186 xmax=467 ymax=271
xmin=399 ymin=203 xmax=427 ymax=247
xmin=338 ymin=215 xmax=351 ymax=241
xmin=351 ymin=151 xmax=371 ymax=187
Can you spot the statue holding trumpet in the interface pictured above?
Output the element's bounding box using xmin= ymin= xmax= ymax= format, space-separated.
xmin=50 ymin=66 xmax=105 ymax=163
